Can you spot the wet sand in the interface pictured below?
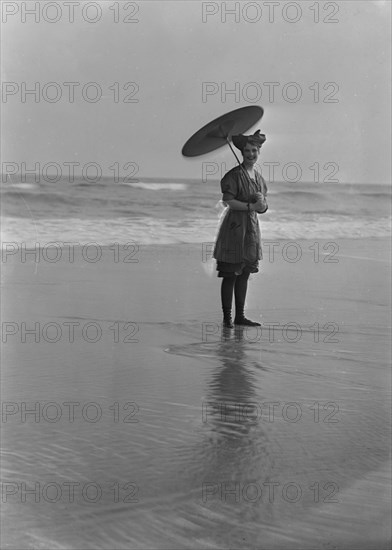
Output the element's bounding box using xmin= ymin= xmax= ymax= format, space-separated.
xmin=1 ymin=238 xmax=391 ymax=549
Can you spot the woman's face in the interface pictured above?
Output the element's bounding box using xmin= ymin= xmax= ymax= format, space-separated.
xmin=242 ymin=143 xmax=260 ymax=165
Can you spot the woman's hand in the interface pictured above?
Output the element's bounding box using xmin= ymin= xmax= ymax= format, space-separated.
xmin=253 ymin=192 xmax=268 ymax=214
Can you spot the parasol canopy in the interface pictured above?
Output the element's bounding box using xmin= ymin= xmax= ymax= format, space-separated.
xmin=181 ymin=106 xmax=264 ymax=157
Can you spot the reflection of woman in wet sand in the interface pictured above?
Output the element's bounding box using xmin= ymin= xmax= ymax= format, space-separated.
xmin=213 ymin=130 xmax=268 ymax=329
xmin=200 ymin=330 xmax=273 ymax=515
xmin=204 ymin=331 xmax=259 ymax=434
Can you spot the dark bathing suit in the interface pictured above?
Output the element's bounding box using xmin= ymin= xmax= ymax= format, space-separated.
xmin=213 ymin=164 xmax=267 ymax=277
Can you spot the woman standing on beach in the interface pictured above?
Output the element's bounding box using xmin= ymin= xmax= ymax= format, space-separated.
xmin=213 ymin=130 xmax=268 ymax=328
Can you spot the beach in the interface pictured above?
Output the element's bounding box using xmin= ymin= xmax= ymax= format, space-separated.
xmin=1 ymin=236 xmax=390 ymax=549
xmin=2 ymin=0 xmax=391 ymax=545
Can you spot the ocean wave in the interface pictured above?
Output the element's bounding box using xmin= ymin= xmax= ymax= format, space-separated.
xmin=2 ymin=183 xmax=39 ymax=191
xmin=1 ymin=215 xmax=390 ymax=246
xmin=124 ymin=182 xmax=188 ymax=191
xmin=1 ymin=180 xmax=390 ymax=243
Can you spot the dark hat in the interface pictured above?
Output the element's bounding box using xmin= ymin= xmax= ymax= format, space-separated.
xmin=232 ymin=129 xmax=266 ymax=151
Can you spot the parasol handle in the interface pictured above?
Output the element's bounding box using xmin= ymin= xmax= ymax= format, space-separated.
xmin=226 ymin=135 xmax=251 ymax=179
xmin=225 ymin=137 xmax=241 ymax=165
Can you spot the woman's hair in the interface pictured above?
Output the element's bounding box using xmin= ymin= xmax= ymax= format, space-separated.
xmin=232 ymin=130 xmax=266 ymax=152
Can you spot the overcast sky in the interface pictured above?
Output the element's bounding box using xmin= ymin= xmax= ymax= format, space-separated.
xmin=2 ymin=0 xmax=391 ymax=183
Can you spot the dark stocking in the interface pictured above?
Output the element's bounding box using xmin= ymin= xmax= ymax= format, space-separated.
xmin=221 ymin=277 xmax=236 ymax=311
xmin=221 ymin=277 xmax=236 ymax=327
xmin=234 ymin=271 xmax=250 ymax=319
xmin=234 ymin=271 xmax=261 ymax=326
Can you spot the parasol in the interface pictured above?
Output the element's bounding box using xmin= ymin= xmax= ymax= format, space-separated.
xmin=181 ymin=106 xmax=264 ymax=164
